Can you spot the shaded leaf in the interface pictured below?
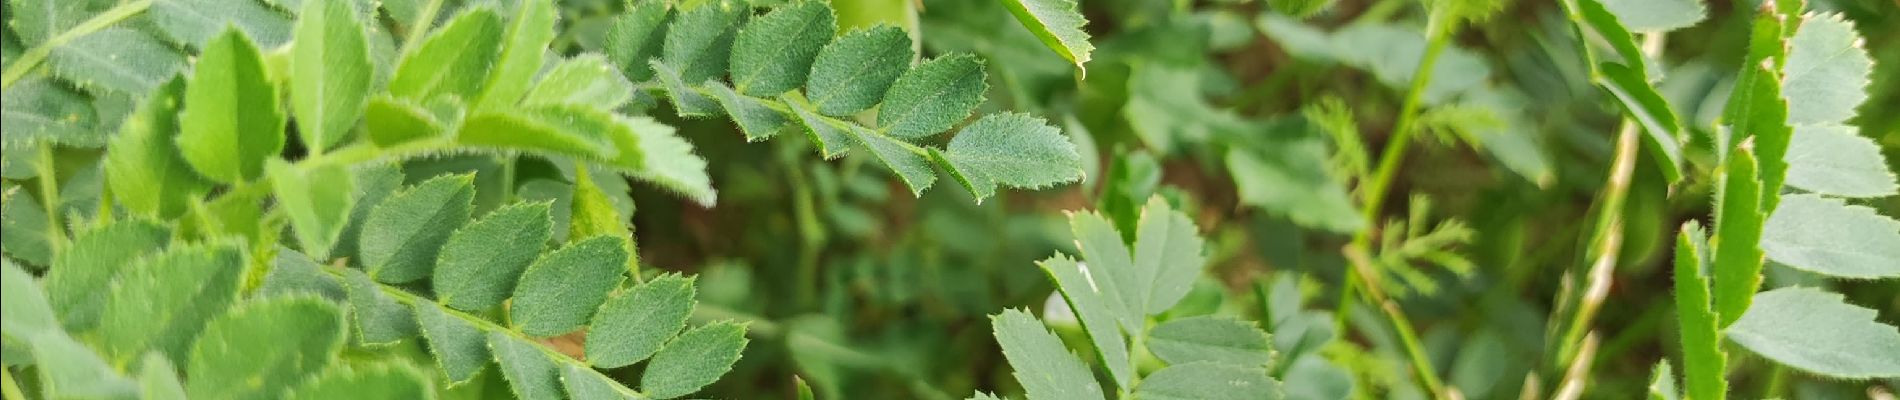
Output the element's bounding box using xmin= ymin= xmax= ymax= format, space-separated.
xmin=287 ymin=362 xmax=432 ymax=400
xmin=268 ymin=160 xmax=355 ymax=259
xmin=105 ymin=78 xmax=210 ymax=218
xmin=587 ymin=274 xmax=696 ymax=368
xmin=660 ymin=4 xmax=740 ymax=83
xmin=414 ymin=300 xmax=491 ymax=385
xmin=1037 ymin=254 xmax=1133 ymax=389
xmin=1135 ymin=362 xmax=1282 ymax=400
xmin=1760 ymin=194 xmax=1900 ymax=279
xmin=522 ymin=55 xmax=635 ymax=110
xmin=342 ymin=268 xmax=418 ymax=345
xmin=387 ymin=8 xmax=504 ymax=102
xmin=48 ymin=28 xmax=188 ymax=96
xmin=43 ymin=219 xmax=169 ymax=332
xmin=186 ymin=297 xmax=345 ymax=400
xmin=97 ymin=243 xmax=244 ymax=367
xmin=488 ymin=331 xmax=565 ymax=400
xmin=150 ymin=0 xmax=293 ymax=49
xmin=1000 ymin=0 xmax=1094 ymax=70
xmin=473 ymin=0 xmax=556 ymax=111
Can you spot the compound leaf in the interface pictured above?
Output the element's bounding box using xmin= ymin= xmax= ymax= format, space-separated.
xmin=1727 ymin=286 xmax=1900 ymax=379
xmin=1131 ymin=197 xmax=1207 ymax=314
xmin=176 ymin=28 xmax=285 ymax=184
xmin=9 ymin=0 xmax=88 ymax=45
xmin=705 ymin=80 xmax=791 ymax=141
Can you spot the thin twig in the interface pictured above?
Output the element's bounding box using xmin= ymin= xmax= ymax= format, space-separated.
xmin=1345 ymin=246 xmax=1450 ymax=400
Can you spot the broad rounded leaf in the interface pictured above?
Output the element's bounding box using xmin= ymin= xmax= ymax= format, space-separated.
xmin=805 ymin=25 xmax=913 ymax=116
xmin=588 ymin=274 xmax=697 ymax=368
xmin=935 ymin=112 xmax=1083 ymax=203
xmin=1727 ymin=287 xmax=1900 ymax=379
xmin=1146 ymin=316 xmax=1274 ymax=367
xmin=730 ymin=1 xmax=835 ymax=97
xmin=878 ymin=54 xmax=986 ymax=139
xmin=489 ymin=332 xmax=564 ymax=399
xmin=434 ymin=201 xmax=552 ymax=311
xmin=186 ymin=297 xmax=345 ymax=400
xmin=640 ymin=321 xmax=749 ymax=399
xmin=510 ymin=235 xmax=627 ymax=337
xmin=660 ymin=4 xmax=740 ymax=83
xmin=1000 ymin=0 xmax=1094 ymax=70
xmin=151 ymin=0 xmax=293 ymax=49
xmin=360 ymin=174 xmax=476 ymax=283
xmin=414 ymin=300 xmax=491 ymax=385
xmin=268 ymin=160 xmax=355 ymax=259
xmin=522 ymin=55 xmax=635 ymax=110
xmin=176 ymin=28 xmax=285 ymax=184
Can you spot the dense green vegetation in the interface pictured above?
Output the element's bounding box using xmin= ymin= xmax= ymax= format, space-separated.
xmin=1 ymin=0 xmax=1898 ymax=399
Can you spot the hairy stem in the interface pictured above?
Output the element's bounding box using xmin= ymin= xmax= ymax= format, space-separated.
xmin=0 ymin=0 xmax=154 ymax=89
xmin=36 ymin=141 xmax=64 ymax=253
xmin=1345 ymin=246 xmax=1449 ymax=400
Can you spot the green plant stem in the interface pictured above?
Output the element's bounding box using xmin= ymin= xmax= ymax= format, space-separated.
xmin=36 ymin=141 xmax=64 ymax=253
xmin=1 ymin=368 xmax=23 ymax=400
xmin=1333 ymin=32 xmax=1451 ymax=340
xmin=0 ymin=0 xmax=154 ymax=89
xmin=1344 ymin=246 xmax=1448 ymax=400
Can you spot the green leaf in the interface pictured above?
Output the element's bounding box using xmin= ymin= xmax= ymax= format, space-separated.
xmin=257 ymin=248 xmax=346 ymax=301
xmin=138 ymin=353 xmax=188 ymax=400
xmin=1037 ymin=254 xmax=1133 ymax=389
xmin=287 ymin=362 xmax=432 ymax=400
xmin=652 ymin=60 xmax=723 ymax=116
xmin=522 ymin=55 xmax=635 ymax=110
xmin=641 ymin=320 xmax=749 ymax=400
xmin=175 ymin=27 xmax=286 ymax=184
xmin=1722 ymin=62 xmax=1790 ymax=208
xmin=48 ymin=28 xmax=189 ymax=96
xmin=562 ymin=363 xmax=642 ymax=399
xmin=729 ymin=1 xmax=835 ymax=97
xmin=105 ymin=77 xmax=211 ymax=219
xmin=387 ymin=8 xmax=504 ymax=102
xmin=1597 ymin=0 xmax=1706 ymax=32
xmin=187 ymin=296 xmax=345 ymax=400
xmin=617 ymin=115 xmax=717 ymax=206
xmin=1709 ymin=147 xmax=1762 ymax=328
xmin=661 ymin=4 xmax=740 ymax=84
xmin=456 ymin=107 xmax=619 ymax=160
xmin=335 ymin=163 xmax=404 ymax=262
xmin=342 ymin=268 xmax=419 ymax=345
xmin=846 ymin=124 xmax=936 ymax=196
xmin=1268 ymin=0 xmax=1335 ymax=18
xmin=31 ymin=331 xmax=139 ymax=399
xmin=434 ymin=201 xmax=552 ymax=311
xmin=934 ymin=112 xmax=1083 ymax=203
xmin=1598 ymin=62 xmax=1684 ymax=183
xmin=488 ymin=331 xmax=565 ymax=400
xmin=1672 ymin=223 xmax=1726 ymax=400
xmin=360 ymin=174 xmax=475 ymax=283
xmin=1225 ymin=122 xmax=1363 ymax=234
xmin=151 ymin=0 xmax=294 ymax=49
xmin=510 ymin=235 xmax=627 ymax=337
xmin=1 ymin=261 xmax=59 ymax=342
xmin=1727 ymin=286 xmax=1900 ymax=379
xmin=1134 ymin=362 xmax=1282 ymax=400
xmin=1000 ymin=0 xmax=1094 ymax=71
xmin=269 ymin=160 xmax=355 ymax=259
xmin=805 ymin=25 xmax=912 ymax=116
xmin=878 ymin=54 xmax=986 ymax=139
xmin=990 ymin=309 xmax=1105 ymax=400
xmin=9 ymin=0 xmax=89 ymax=45
xmin=1147 ymin=316 xmax=1274 ymax=367
xmin=413 ymin=300 xmax=490 ymax=385
xmin=782 ymin=93 xmax=854 ymax=158
xmin=1130 ymin=197 xmax=1207 ymax=314
xmin=364 ymin=95 xmax=446 ymax=146
xmin=472 ymin=0 xmax=556 ymax=111
xmin=290 ymin=0 xmax=374 ymax=153
xmin=97 ymin=243 xmax=244 ymax=367
xmin=43 ymin=219 xmax=169 ymax=332
xmin=587 ymin=274 xmax=696 ymax=368
xmin=1781 ymin=125 xmax=1897 ymax=198
xmin=2 ymin=77 xmax=100 ymax=148
xmin=605 ymin=2 xmax=670 ymax=82
xmin=0 ymin=189 xmax=53 ymax=267
xmin=1066 ymin=211 xmax=1140 ymax=330
xmin=568 ymin=167 xmax=632 ymax=248
xmin=1648 ymin=361 xmax=1679 ymax=400
xmin=1780 ymin=13 xmax=1871 ymax=126
xmin=1760 ymin=194 xmax=1900 ymax=279
xmin=705 ymin=80 xmax=792 ymax=141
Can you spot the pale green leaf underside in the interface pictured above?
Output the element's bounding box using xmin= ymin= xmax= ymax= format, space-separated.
xmin=1001 ymin=0 xmax=1095 ymax=70
xmin=1598 ymin=0 xmax=1706 ymax=32
xmin=107 ymin=78 xmax=210 ymax=219
xmin=1781 ymin=124 xmax=1897 ymax=198
xmin=1780 ymin=13 xmax=1871 ymax=127
xmin=1727 ymin=287 xmax=1900 ymax=379
xmin=1146 ymin=317 xmax=1274 ymax=367
xmin=48 ymin=28 xmax=188 ymax=96
xmin=1760 ymin=194 xmax=1900 ymax=279
xmin=1134 ymin=362 xmax=1283 ymax=400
